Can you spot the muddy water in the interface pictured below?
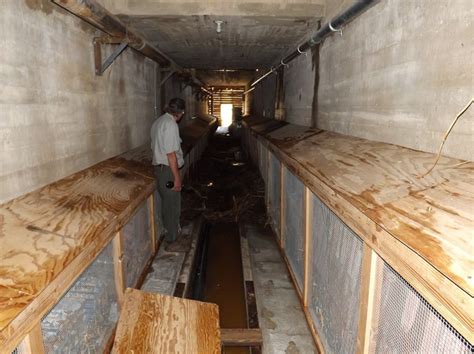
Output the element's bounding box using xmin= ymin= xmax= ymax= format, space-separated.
xmin=184 ymin=133 xmax=256 ymax=354
xmin=202 ymin=223 xmax=248 ymax=354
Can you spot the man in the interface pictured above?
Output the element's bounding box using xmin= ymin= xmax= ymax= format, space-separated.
xmin=151 ymin=98 xmax=185 ymax=250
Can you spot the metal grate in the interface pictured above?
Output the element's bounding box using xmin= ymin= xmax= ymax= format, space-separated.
xmin=309 ymin=194 xmax=364 ymax=354
xmin=123 ymin=201 xmax=152 ymax=288
xmin=41 ymin=242 xmax=118 ymax=353
xmin=268 ymin=152 xmax=281 ymax=235
xmin=373 ymin=262 xmax=473 ymax=353
xmin=283 ymin=167 xmax=305 ymax=291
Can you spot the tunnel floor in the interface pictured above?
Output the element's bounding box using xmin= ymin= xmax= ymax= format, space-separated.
xmin=149 ymin=130 xmax=317 ymax=353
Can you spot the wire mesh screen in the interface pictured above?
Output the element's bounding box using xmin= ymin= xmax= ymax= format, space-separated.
xmin=283 ymin=167 xmax=305 ymax=291
xmin=249 ymin=134 xmax=258 ymax=165
xmin=41 ymin=242 xmax=118 ymax=353
xmin=123 ymin=201 xmax=152 ymax=288
xmin=309 ymin=194 xmax=363 ymax=354
xmin=373 ymin=262 xmax=473 ymax=353
xmin=258 ymin=141 xmax=268 ymax=183
xmin=268 ymin=152 xmax=281 ymax=235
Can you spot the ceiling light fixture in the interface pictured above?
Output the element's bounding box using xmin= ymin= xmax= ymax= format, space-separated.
xmin=214 ymin=20 xmax=224 ymax=33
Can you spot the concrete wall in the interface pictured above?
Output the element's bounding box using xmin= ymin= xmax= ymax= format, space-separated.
xmin=282 ymin=52 xmax=317 ymax=126
xmin=0 ymin=1 xmax=156 ymax=203
xmin=256 ymin=0 xmax=473 ymax=161
xmin=249 ymin=73 xmax=277 ymax=118
xmin=161 ymin=76 xmax=208 ymax=126
xmin=318 ymin=0 xmax=473 ymax=161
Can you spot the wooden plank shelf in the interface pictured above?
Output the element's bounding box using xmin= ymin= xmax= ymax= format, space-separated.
xmin=220 ymin=328 xmax=263 ymax=347
xmin=243 ymin=116 xmax=473 ymax=344
xmin=112 ymin=289 xmax=220 ymax=354
xmin=0 ymin=116 xmax=217 ymax=352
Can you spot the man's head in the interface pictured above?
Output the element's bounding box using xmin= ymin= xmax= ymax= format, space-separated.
xmin=167 ymin=98 xmax=186 ymax=121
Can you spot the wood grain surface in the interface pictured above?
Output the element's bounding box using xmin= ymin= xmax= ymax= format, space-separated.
xmin=0 ymin=116 xmax=215 ymax=352
xmin=244 ymin=120 xmax=474 ymax=341
xmin=112 ymin=289 xmax=220 ymax=354
xmin=220 ymin=328 xmax=262 ymax=346
xmin=269 ymin=128 xmax=473 ymax=295
xmin=0 ymin=153 xmax=155 ymax=350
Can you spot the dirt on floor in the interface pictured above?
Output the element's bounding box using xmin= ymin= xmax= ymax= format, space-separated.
xmin=181 ymin=133 xmax=267 ymax=226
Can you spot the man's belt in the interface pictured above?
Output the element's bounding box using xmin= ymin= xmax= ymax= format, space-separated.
xmin=156 ymin=164 xmax=184 ymax=170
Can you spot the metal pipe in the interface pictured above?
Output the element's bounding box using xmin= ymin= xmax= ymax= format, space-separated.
xmin=251 ymin=0 xmax=379 ymax=87
xmin=243 ymin=87 xmax=255 ymax=95
xmin=51 ymin=0 xmax=178 ymax=68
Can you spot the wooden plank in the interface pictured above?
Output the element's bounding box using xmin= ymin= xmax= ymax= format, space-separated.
xmin=112 ymin=289 xmax=221 ymax=354
xmin=356 ymin=246 xmax=380 ymax=354
xmin=303 ymin=187 xmax=312 ymax=307
xmin=256 ymin=126 xmax=473 ymax=342
xmin=265 ymin=148 xmax=271 ymax=209
xmin=0 ymin=225 xmax=118 ymax=353
xmin=221 ymin=329 xmax=262 ymax=346
xmin=113 ymin=232 xmax=126 ymax=307
xmin=16 ymin=323 xmax=45 ymax=354
xmin=280 ymin=164 xmax=286 ymax=248
xmin=148 ymin=195 xmax=157 ymax=255
xmin=0 ymin=158 xmax=154 ymax=350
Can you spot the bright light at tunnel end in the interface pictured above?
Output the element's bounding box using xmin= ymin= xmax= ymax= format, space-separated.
xmin=220 ymin=104 xmax=233 ymax=128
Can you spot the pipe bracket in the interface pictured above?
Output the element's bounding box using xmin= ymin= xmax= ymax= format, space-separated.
xmin=280 ymin=59 xmax=289 ymax=67
xmin=329 ymin=21 xmax=343 ymax=36
xmin=297 ymin=45 xmax=308 ymax=56
xmin=94 ymin=40 xmax=129 ymax=76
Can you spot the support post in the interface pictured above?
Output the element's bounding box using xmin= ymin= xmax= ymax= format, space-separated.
xmin=303 ymin=187 xmax=312 ymax=307
xmin=148 ymin=195 xmax=157 ymax=255
xmin=93 ymin=39 xmax=128 ymax=75
xmin=113 ymin=231 xmax=126 ymax=307
xmin=16 ymin=323 xmax=45 ymax=354
xmin=356 ymin=245 xmax=380 ymax=353
xmin=280 ymin=164 xmax=286 ymax=248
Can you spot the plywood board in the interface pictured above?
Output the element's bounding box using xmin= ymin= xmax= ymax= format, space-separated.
xmin=112 ymin=289 xmax=220 ymax=354
xmin=0 ymin=157 xmax=154 ymax=350
xmin=252 ymin=123 xmax=473 ymax=341
xmin=272 ymin=130 xmax=474 ymax=295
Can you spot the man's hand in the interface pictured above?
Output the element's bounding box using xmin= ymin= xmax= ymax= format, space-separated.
xmin=172 ymin=177 xmax=182 ymax=192
xmin=167 ymin=151 xmax=182 ymax=193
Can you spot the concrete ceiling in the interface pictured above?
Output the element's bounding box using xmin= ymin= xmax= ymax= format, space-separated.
xmin=196 ymin=70 xmax=258 ymax=87
xmin=103 ymin=1 xmax=325 ymax=70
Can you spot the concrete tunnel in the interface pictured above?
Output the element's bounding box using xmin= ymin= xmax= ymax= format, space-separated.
xmin=1 ymin=0 xmax=473 ymax=353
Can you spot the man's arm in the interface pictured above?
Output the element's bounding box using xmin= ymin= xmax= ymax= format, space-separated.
xmin=167 ymin=152 xmax=182 ymax=192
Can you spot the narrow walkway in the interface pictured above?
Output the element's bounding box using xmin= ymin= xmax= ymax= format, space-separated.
xmin=242 ymin=224 xmax=317 ymax=353
xmin=140 ymin=131 xmax=316 ymax=352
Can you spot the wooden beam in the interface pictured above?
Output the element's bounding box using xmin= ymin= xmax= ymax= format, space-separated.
xmin=265 ymin=148 xmax=270 ymax=209
xmin=112 ymin=232 xmax=126 ymax=307
xmin=280 ymin=165 xmax=286 ymax=248
xmin=221 ymin=329 xmax=263 ymax=347
xmin=16 ymin=323 xmax=45 ymax=354
xmin=148 ymin=195 xmax=157 ymax=255
xmin=356 ymin=245 xmax=380 ymax=354
xmin=303 ymin=187 xmax=312 ymax=307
